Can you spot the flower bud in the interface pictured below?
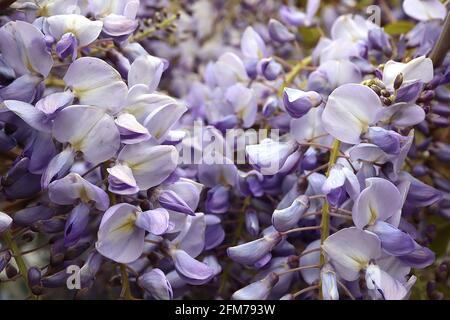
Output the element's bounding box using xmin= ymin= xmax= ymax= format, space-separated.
xmin=283 ymin=87 xmax=322 ymax=118
xmin=6 ymin=263 xmax=17 ymax=278
xmin=232 ymin=272 xmax=279 ymax=300
xmin=227 ymin=231 xmax=282 ymax=265
xmin=272 ymin=195 xmax=309 ymax=232
xmin=259 ymin=58 xmax=282 ymax=81
xmin=245 ymin=210 xmax=260 ymax=237
xmin=205 ymin=185 xmax=230 ymax=214
xmin=321 ymin=264 xmax=339 ymax=300
xmin=268 ymin=19 xmax=295 ymax=42
xmin=158 ymin=189 xmax=195 ymax=216
xmin=368 ymin=28 xmax=392 ymax=57
xmin=367 ymin=127 xmax=403 ymax=155
xmin=138 ymin=268 xmax=173 ymax=300
xmin=28 ymin=266 xmax=43 ymax=295
xmin=262 ymin=97 xmax=277 ymax=117
xmin=56 ymin=32 xmax=77 ymax=61
xmin=394 ymin=73 xmax=404 ymax=90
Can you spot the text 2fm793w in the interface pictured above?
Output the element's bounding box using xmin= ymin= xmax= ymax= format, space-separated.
xmin=218 ymin=304 xmax=275 ymax=315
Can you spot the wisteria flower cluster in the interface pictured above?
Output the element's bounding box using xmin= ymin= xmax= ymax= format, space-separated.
xmin=0 ymin=0 xmax=449 ymax=300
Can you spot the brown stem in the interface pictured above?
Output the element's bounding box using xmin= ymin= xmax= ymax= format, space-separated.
xmin=429 ymin=12 xmax=450 ymax=68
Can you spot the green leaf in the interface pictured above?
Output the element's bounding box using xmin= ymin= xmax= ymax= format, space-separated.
xmin=384 ymin=21 xmax=415 ymax=36
xmin=298 ymin=27 xmax=322 ymax=48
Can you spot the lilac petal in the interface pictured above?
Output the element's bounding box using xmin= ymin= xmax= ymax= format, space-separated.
xmin=158 ymin=190 xmax=195 ymax=215
xmin=331 ymin=14 xmax=377 ymax=42
xmin=268 ymin=19 xmax=295 ymax=42
xmin=107 ymin=164 xmax=139 ymax=195
xmin=398 ymin=242 xmax=435 ymax=268
xmin=95 ymin=203 xmax=144 ymax=264
xmin=299 ymin=240 xmax=320 ymax=285
xmin=118 ymin=142 xmax=178 ymax=190
xmin=172 ymin=249 xmax=214 ymax=285
xmin=52 ymin=105 xmax=120 ymax=165
xmin=164 ymin=178 xmax=203 ymax=213
xmin=138 ymin=268 xmax=173 ymax=300
xmin=395 ymin=81 xmax=424 ymax=103
xmin=0 ymin=211 xmax=13 ymax=234
xmin=352 ymin=178 xmax=402 ymax=229
xmin=283 ymin=87 xmax=322 ymax=119
xmin=369 ymin=221 xmax=415 ymax=256
xmin=0 ymin=74 xmax=42 ymax=103
xmin=4 ymin=100 xmax=50 ymax=133
xmin=46 ymin=14 xmax=103 ymax=47
xmin=381 ymin=102 xmax=425 ymax=127
xmin=240 ymin=26 xmax=266 ymax=60
xmin=171 ymin=213 xmax=206 ymax=258
xmin=321 ymin=264 xmax=339 ymax=300
xmin=35 ymin=91 xmax=74 ymax=115
xmin=279 ymin=6 xmax=307 ymax=27
xmin=310 ymin=60 xmax=362 ymax=94
xmin=143 ymin=102 xmax=187 ymax=142
xmin=245 ymin=210 xmax=260 ymax=237
xmin=227 ymin=231 xmax=282 ymax=265
xmin=0 ymin=21 xmax=53 ymax=77
xmin=63 ymin=57 xmax=128 ymax=113
xmin=204 ymin=219 xmax=225 ymax=250
xmin=225 ymin=83 xmax=257 ymax=128
xmin=365 ymin=264 xmax=408 ymax=300
xmin=382 ymin=56 xmax=433 ymax=90
xmin=402 ymin=172 xmax=443 ymax=207
xmin=28 ymin=133 xmax=56 ymax=174
xmin=64 ymin=202 xmax=90 ymax=247
xmin=323 ymin=227 xmax=382 ymax=281
xmin=232 ymin=272 xmax=279 ymax=300
xmin=135 ymin=208 xmax=169 ymax=236
xmin=246 ymin=138 xmax=298 ymax=175
xmin=366 ymin=127 xmax=403 ymax=155
xmin=272 ymin=195 xmax=309 ymax=232
xmin=291 ymin=106 xmax=330 ymax=145
xmin=128 ymin=55 xmax=165 ymax=92
xmin=322 ymin=83 xmax=382 ymax=144
xmin=48 ymin=172 xmax=109 ymax=210
xmin=403 ymin=0 xmax=446 ymax=21
xmin=102 ymin=14 xmax=138 ymax=38
xmin=115 ymin=113 xmax=150 ymax=144
xmin=205 ymin=185 xmax=230 ymax=214
xmin=41 ymin=147 xmax=75 ymax=188
xmin=55 ymin=33 xmax=78 ymax=60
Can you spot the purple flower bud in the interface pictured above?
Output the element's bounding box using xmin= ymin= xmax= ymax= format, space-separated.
xmin=232 ymin=272 xmax=279 ymax=300
xmin=13 ymin=205 xmax=55 ymax=227
xmin=268 ymin=19 xmax=295 ymax=42
xmin=2 ymin=157 xmax=29 ymax=187
xmin=64 ymin=202 xmax=90 ymax=248
xmin=227 ymin=231 xmax=282 ymax=265
xmin=56 ymin=33 xmax=78 ymax=61
xmin=138 ymin=268 xmax=173 ymax=300
xmin=245 ymin=60 xmax=258 ymax=79
xmin=213 ymin=114 xmax=238 ymax=133
xmin=432 ymin=104 xmax=450 ymax=117
xmin=205 ymin=185 xmax=230 ymax=214
xmin=405 ymin=174 xmax=443 ymax=207
xmin=366 ymin=127 xmax=403 ymax=155
xmin=158 ymin=189 xmax=195 ymax=216
xmin=32 ymin=217 xmax=66 ymax=234
xmin=431 ymin=142 xmax=450 ymax=162
xmin=259 ymin=58 xmax=282 ymax=81
xmin=368 ymin=28 xmax=392 ymax=56
xmin=0 ymin=130 xmax=17 ymax=152
xmin=80 ymin=251 xmax=102 ymax=289
xmin=395 ymin=81 xmax=424 ymax=103
xmin=262 ymin=97 xmax=277 ymax=117
xmin=41 ymin=269 xmax=70 ymax=288
xmin=272 ymin=195 xmax=309 ymax=232
xmin=28 ymin=266 xmax=43 ymax=295
xmin=283 ymin=88 xmax=322 ymax=119
xmin=172 ymin=249 xmax=214 ymax=285
xmin=245 ymin=210 xmax=260 ymax=237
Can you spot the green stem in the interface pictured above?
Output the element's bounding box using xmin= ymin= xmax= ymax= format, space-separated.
xmin=119 ymin=264 xmax=133 ymax=300
xmin=277 ymin=56 xmax=312 ymax=97
xmin=319 ymin=139 xmax=341 ymax=299
xmin=2 ymin=230 xmax=36 ymax=299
